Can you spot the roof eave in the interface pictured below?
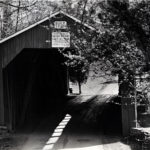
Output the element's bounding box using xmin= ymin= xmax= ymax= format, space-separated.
xmin=0 ymin=11 xmax=95 ymax=44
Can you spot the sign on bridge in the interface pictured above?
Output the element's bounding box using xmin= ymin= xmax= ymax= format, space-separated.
xmin=52 ymin=32 xmax=70 ymax=48
xmin=54 ymin=21 xmax=67 ymax=29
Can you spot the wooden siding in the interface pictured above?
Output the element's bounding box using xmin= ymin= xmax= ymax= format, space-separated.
xmin=0 ymin=20 xmax=50 ymax=68
xmin=0 ymin=12 xmax=94 ymax=68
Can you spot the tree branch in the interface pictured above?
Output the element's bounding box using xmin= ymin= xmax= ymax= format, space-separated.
xmin=0 ymin=1 xmax=37 ymax=9
xmin=81 ymin=0 xmax=88 ymax=23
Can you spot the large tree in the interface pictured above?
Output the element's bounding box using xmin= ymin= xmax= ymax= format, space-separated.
xmin=87 ymin=0 xmax=150 ymax=128
xmin=98 ymin=0 xmax=150 ymax=69
xmin=89 ymin=0 xmax=150 ymax=96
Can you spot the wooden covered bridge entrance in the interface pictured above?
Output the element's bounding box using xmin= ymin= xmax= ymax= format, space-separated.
xmin=0 ymin=11 xmax=136 ymax=136
xmin=0 ymin=11 xmax=95 ymax=131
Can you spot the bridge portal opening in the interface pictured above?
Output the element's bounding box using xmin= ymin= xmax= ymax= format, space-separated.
xmin=3 ymin=48 xmax=68 ymax=130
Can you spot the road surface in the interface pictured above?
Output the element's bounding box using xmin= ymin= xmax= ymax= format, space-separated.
xmin=1 ymin=83 xmax=132 ymax=150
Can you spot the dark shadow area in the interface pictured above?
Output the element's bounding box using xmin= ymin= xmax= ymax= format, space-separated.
xmin=101 ymin=80 xmax=118 ymax=84
xmin=2 ymin=94 xmax=128 ymax=150
xmin=52 ymin=95 xmax=123 ymax=149
xmin=100 ymin=97 xmax=122 ymax=135
xmin=50 ymin=95 xmax=124 ymax=149
xmin=0 ymin=112 xmax=67 ymax=150
xmin=3 ymin=48 xmax=68 ymax=130
xmin=19 ymin=108 xmax=67 ymax=134
xmin=66 ymin=95 xmax=122 ymax=135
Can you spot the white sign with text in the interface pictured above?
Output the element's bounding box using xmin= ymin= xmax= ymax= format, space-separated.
xmin=52 ymin=32 xmax=70 ymax=48
xmin=54 ymin=21 xmax=67 ymax=29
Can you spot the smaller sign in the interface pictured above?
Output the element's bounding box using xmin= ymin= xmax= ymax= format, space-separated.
xmin=54 ymin=21 xmax=67 ymax=29
xmin=52 ymin=32 xmax=70 ymax=48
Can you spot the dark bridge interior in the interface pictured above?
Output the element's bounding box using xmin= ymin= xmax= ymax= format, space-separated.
xmin=3 ymin=48 xmax=68 ymax=130
xmin=2 ymin=48 xmax=122 ymax=136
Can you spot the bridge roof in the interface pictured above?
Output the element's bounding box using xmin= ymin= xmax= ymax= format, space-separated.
xmin=0 ymin=11 xmax=95 ymax=44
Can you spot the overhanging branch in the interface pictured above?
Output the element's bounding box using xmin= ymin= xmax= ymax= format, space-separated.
xmin=0 ymin=1 xmax=37 ymax=9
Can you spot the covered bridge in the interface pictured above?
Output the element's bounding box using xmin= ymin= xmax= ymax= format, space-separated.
xmin=0 ymin=11 xmax=136 ymax=137
xmin=0 ymin=11 xmax=94 ymax=130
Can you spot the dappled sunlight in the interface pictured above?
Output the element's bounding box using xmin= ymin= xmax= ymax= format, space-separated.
xmin=58 ymin=145 xmax=104 ymax=150
xmin=57 ymin=141 xmax=131 ymax=150
xmin=98 ymin=83 xmax=118 ymax=95
xmin=42 ymin=114 xmax=72 ymax=150
xmin=69 ymin=81 xmax=119 ymax=96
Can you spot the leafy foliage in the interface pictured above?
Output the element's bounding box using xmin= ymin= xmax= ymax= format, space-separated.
xmin=98 ymin=0 xmax=150 ymax=70
xmin=87 ymin=0 xmax=150 ymax=98
xmin=67 ymin=55 xmax=89 ymax=84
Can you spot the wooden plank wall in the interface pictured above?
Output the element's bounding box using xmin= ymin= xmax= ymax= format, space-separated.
xmin=1 ymin=20 xmax=50 ymax=68
xmin=0 ymin=20 xmax=50 ymax=126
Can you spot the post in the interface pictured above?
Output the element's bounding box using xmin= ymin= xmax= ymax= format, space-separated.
xmin=119 ymin=72 xmax=137 ymax=136
xmin=67 ymin=64 xmax=70 ymax=94
xmin=121 ymin=97 xmax=137 ymax=136
xmin=121 ymin=97 xmax=130 ymax=136
xmin=130 ymin=97 xmax=138 ymax=128
xmin=0 ymin=59 xmax=4 ymax=126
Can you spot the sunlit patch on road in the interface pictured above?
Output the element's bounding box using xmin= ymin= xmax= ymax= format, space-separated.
xmin=42 ymin=114 xmax=72 ymax=150
xmin=57 ymin=145 xmax=104 ymax=150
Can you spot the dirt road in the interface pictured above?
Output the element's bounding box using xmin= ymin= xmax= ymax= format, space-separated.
xmin=1 ymin=83 xmax=132 ymax=150
xmin=46 ymin=114 xmax=131 ymax=150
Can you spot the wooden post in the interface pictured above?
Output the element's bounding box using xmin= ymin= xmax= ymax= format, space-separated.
xmin=119 ymin=72 xmax=137 ymax=136
xmin=121 ymin=97 xmax=137 ymax=136
xmin=0 ymin=59 xmax=4 ymax=126
xmin=121 ymin=97 xmax=130 ymax=136
xmin=129 ymin=97 xmax=138 ymax=128
xmin=67 ymin=64 xmax=69 ymax=94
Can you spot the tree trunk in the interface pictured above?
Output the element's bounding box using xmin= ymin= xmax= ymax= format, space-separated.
xmin=15 ymin=0 xmax=21 ymax=32
xmin=78 ymin=81 xmax=82 ymax=94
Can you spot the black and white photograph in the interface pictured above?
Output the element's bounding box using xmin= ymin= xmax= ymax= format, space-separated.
xmin=0 ymin=0 xmax=150 ymax=150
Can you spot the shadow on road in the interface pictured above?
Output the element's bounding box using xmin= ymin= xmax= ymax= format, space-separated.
xmin=52 ymin=116 xmax=121 ymax=150
xmin=4 ymin=110 xmax=67 ymax=150
xmin=3 ymin=95 xmax=132 ymax=150
xmin=66 ymin=94 xmax=122 ymax=135
xmin=48 ymin=95 xmax=129 ymax=150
